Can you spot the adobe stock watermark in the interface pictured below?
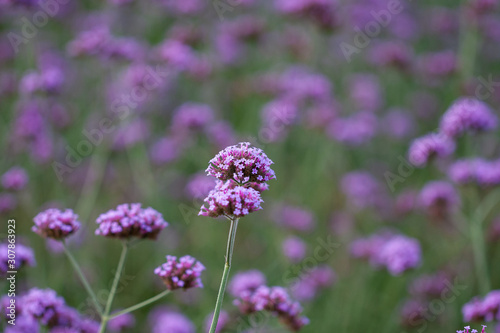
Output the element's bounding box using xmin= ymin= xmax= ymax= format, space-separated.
xmin=7 ymin=0 xmax=70 ymax=54
xmin=402 ymin=277 xmax=467 ymax=333
xmin=212 ymin=0 xmax=244 ymax=21
xmin=339 ymin=0 xmax=412 ymax=62
xmin=475 ymin=75 xmax=500 ymax=101
xmin=51 ymin=65 xmax=172 ymax=182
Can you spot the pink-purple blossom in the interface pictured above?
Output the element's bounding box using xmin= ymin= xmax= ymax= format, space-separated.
xmin=95 ymin=203 xmax=168 ymax=240
xmin=32 ymin=209 xmax=81 ymax=240
xmin=440 ymin=97 xmax=498 ymax=138
xmin=199 ymin=181 xmax=263 ymax=218
xmin=408 ymin=133 xmax=456 ymax=167
xmin=205 ymin=142 xmax=276 ymax=184
xmin=154 ymin=255 xmax=205 ymax=290
xmin=1 ymin=167 xmax=28 ymax=191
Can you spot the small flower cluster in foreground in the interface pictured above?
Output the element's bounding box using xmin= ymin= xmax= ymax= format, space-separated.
xmin=154 ymin=255 xmax=205 ymax=290
xmin=457 ymin=325 xmax=487 ymax=333
xmin=463 ymin=290 xmax=500 ymax=322
xmin=206 ymin=142 xmax=276 ymax=184
xmin=95 ymin=203 xmax=168 ymax=239
xmin=32 ymin=208 xmax=81 ymax=240
xmin=1 ymin=288 xmax=98 ymax=332
xmin=351 ymin=230 xmax=422 ymax=276
xmin=234 ymin=285 xmax=309 ymax=331
xmin=200 ymin=142 xmax=275 ymax=218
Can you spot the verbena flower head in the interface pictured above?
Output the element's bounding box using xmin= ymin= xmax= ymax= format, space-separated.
xmin=228 ymin=269 xmax=267 ymax=297
xmin=205 ymin=142 xmax=276 ymax=184
xmin=108 ymin=312 xmax=135 ymax=332
xmin=351 ymin=230 xmax=422 ymax=276
xmin=95 ymin=203 xmax=168 ymax=240
xmin=154 ymin=255 xmax=205 ymax=290
xmin=440 ymin=97 xmax=497 ymax=138
xmin=151 ymin=309 xmax=195 ymax=333
xmin=408 ymin=133 xmax=456 ymax=167
xmin=456 ymin=325 xmax=487 ymax=333
xmin=419 ymin=181 xmax=460 ymax=219
xmin=282 ymin=236 xmax=307 ymax=262
xmin=0 ymin=243 xmax=36 ymax=276
xmin=449 ymin=158 xmax=500 ymax=187
xmin=463 ymin=290 xmax=500 ymax=322
xmin=291 ymin=265 xmax=336 ymax=301
xmin=234 ymin=285 xmax=309 ymax=331
xmin=199 ymin=181 xmax=263 ymax=218
xmin=1 ymin=167 xmax=28 ymax=191
xmin=274 ymin=205 xmax=315 ymax=231
xmin=32 ymin=208 xmax=81 ymax=240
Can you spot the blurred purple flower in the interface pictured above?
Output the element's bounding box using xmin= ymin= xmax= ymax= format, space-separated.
xmin=440 ymin=97 xmax=497 ymax=138
xmin=408 ymin=133 xmax=455 ymax=167
xmin=274 ymin=205 xmax=315 ymax=232
xmin=0 ymin=242 xmax=35 ymax=276
xmin=172 ymin=103 xmax=214 ymax=132
xmin=185 ymin=173 xmax=217 ymax=200
xmin=1 ymin=167 xmax=28 ymax=191
xmin=228 ymin=270 xmax=267 ymax=298
xmin=328 ymin=111 xmax=377 ymax=146
xmin=282 ymin=236 xmax=307 ymax=262
xmin=203 ymin=310 xmax=230 ymax=333
xmin=108 ymin=312 xmax=135 ymax=332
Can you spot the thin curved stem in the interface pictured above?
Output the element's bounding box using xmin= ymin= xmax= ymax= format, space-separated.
xmin=108 ymin=290 xmax=171 ymax=320
xmin=99 ymin=241 xmax=129 ymax=333
xmin=62 ymin=241 xmax=103 ymax=315
xmin=209 ymin=217 xmax=239 ymax=333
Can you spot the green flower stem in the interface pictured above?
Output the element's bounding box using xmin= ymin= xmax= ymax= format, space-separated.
xmin=470 ymin=188 xmax=500 ymax=294
xmin=62 ymin=241 xmax=103 ymax=315
xmin=458 ymin=2 xmax=479 ymax=84
xmin=108 ymin=290 xmax=171 ymax=320
xmin=209 ymin=217 xmax=239 ymax=333
xmin=99 ymin=241 xmax=129 ymax=333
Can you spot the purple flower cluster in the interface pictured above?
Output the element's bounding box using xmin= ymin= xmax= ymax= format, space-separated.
xmin=154 ymin=255 xmax=205 ymax=290
xmin=409 ymin=272 xmax=450 ymax=298
xmin=340 ymin=171 xmax=387 ymax=210
xmin=1 ymin=288 xmax=99 ymax=332
xmin=463 ymin=290 xmax=500 ymax=322
xmin=0 ymin=243 xmax=36 ymax=276
xmin=274 ymin=205 xmax=315 ymax=232
xmin=95 ymin=203 xmax=168 ymax=240
xmin=449 ymin=158 xmax=500 ymax=186
xmin=457 ymin=325 xmax=488 ymax=333
xmin=32 ymin=208 xmax=81 ymax=240
xmin=282 ymin=236 xmax=307 ymax=262
xmin=351 ymin=231 xmax=422 ymax=275
xmin=234 ymin=285 xmax=309 ymax=331
xmin=228 ymin=270 xmax=267 ymax=297
xmin=205 ymin=142 xmax=276 ymax=184
xmin=199 ymin=181 xmax=263 ymax=218
xmin=419 ymin=181 xmax=460 ymax=219
xmin=408 ymin=133 xmax=455 ymax=167
xmin=108 ymin=312 xmax=135 ymax=332
xmin=440 ymin=97 xmax=497 ymax=138
xmin=150 ymin=308 xmax=195 ymax=333
xmin=172 ymin=103 xmax=214 ymax=132
xmin=291 ymin=265 xmax=336 ymax=301
xmin=1 ymin=167 xmax=28 ymax=191
xmin=327 ymin=111 xmax=377 ymax=146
